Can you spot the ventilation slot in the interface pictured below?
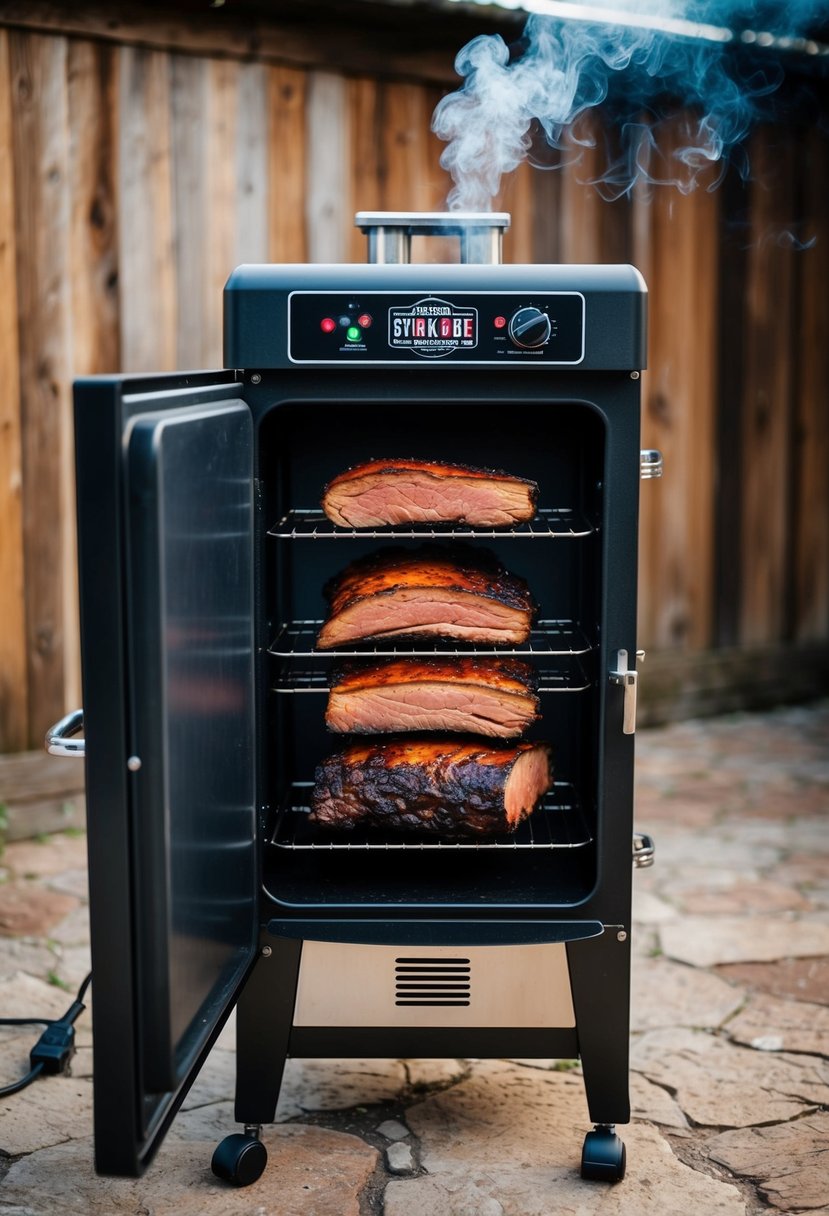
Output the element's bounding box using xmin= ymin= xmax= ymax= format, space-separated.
xmin=394 ymin=957 xmax=471 ymax=1007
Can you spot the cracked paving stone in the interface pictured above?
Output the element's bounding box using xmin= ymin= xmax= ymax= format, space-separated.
xmin=706 ymin=1112 xmax=829 ymax=1212
xmin=405 ymin=1058 xmax=467 ymax=1089
xmin=0 ymin=1123 xmax=378 ymax=1216
xmin=629 ymin=1072 xmax=689 ymax=1130
xmin=48 ymin=903 xmax=91 ymax=946
xmin=725 ymin=992 xmax=829 ymax=1055
xmin=631 ymin=957 xmax=744 ymax=1031
xmin=397 ymin=1059 xmax=738 ymax=1210
xmin=659 ymin=915 xmax=829 ymax=967
xmin=0 ymin=883 xmax=78 ymax=938
xmin=632 ymin=888 xmax=679 ymax=924
xmin=184 ymin=1054 xmax=408 ymax=1118
xmin=385 ymin=1115 xmax=743 ymax=1215
xmin=0 ymin=935 xmax=55 ymax=981
xmin=671 ymin=880 xmax=811 ymax=915
xmin=1 ymin=835 xmax=88 ymax=880
xmin=715 ymin=957 xmax=829 ymax=1005
xmin=0 ymin=1075 xmax=93 ymax=1155
xmin=630 ymin=1027 xmax=829 ymax=1127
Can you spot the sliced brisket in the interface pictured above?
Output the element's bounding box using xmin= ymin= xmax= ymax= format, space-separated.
xmin=322 ymin=458 xmax=539 ymax=528
xmin=325 ymin=656 xmax=540 ymax=738
xmin=310 ymin=736 xmax=553 ymax=836
xmin=316 ymin=545 xmax=535 ymax=650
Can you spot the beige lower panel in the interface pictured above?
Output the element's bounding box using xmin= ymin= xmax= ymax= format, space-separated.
xmin=293 ymin=941 xmax=575 ymax=1028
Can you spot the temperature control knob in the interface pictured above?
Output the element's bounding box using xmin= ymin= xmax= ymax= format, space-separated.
xmin=508 ymin=307 xmax=551 ymax=349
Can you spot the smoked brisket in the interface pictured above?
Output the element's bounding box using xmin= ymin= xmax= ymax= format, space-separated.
xmin=325 ymin=656 xmax=540 ymax=738
xmin=316 ymin=545 xmax=535 ymax=650
xmin=321 ymin=458 xmax=539 ymax=528
xmin=310 ymin=736 xmax=553 ymax=837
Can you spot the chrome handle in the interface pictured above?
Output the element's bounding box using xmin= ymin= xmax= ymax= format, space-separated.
xmin=45 ymin=709 xmax=85 ymax=758
xmin=633 ymin=833 xmax=655 ymax=868
xmin=609 ymin=648 xmax=638 ymax=735
xmin=640 ymin=449 xmax=663 ymax=479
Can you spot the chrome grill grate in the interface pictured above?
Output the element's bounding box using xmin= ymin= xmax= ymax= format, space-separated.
xmin=270 ymin=781 xmax=591 ymax=850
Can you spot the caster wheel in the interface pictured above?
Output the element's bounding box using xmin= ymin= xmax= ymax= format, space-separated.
xmin=580 ymin=1128 xmax=626 ymax=1182
xmin=211 ymin=1133 xmax=268 ymax=1186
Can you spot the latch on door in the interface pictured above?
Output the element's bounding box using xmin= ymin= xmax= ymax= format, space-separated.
xmin=609 ymin=649 xmax=644 ymax=735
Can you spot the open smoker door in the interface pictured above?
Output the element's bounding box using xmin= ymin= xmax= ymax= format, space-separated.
xmin=74 ymin=372 xmax=258 ymax=1175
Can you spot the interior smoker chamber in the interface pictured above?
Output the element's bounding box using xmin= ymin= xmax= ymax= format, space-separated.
xmin=52 ymin=211 xmax=659 ymax=1188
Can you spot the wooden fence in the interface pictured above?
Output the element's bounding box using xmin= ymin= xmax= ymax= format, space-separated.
xmin=1 ymin=7 xmax=828 ymax=752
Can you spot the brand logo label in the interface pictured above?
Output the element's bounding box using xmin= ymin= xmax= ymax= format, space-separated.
xmin=388 ymin=297 xmax=477 ymax=358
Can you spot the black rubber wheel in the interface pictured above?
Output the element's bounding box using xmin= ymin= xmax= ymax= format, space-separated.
xmin=580 ymin=1129 xmax=626 ymax=1183
xmin=211 ymin=1133 xmax=268 ymax=1187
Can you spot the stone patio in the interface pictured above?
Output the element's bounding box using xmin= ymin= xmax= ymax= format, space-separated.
xmin=1 ymin=702 xmax=828 ymax=1215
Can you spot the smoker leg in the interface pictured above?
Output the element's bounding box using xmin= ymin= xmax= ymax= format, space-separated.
xmin=567 ymin=931 xmax=630 ymax=1182
xmin=211 ymin=935 xmax=302 ymax=1187
xmin=235 ymin=934 xmax=302 ymax=1123
xmin=567 ymin=932 xmax=631 ymax=1124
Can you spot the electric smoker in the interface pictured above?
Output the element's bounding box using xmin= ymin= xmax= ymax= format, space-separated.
xmin=48 ymin=211 xmax=657 ymax=1187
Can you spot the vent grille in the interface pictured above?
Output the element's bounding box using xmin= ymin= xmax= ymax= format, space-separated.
xmin=394 ymin=957 xmax=471 ymax=1007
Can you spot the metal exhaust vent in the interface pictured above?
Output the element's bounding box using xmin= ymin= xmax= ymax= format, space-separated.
xmin=394 ymin=957 xmax=471 ymax=1007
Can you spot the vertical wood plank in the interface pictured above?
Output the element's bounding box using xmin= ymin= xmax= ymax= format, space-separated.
xmin=10 ymin=31 xmax=72 ymax=746
xmin=118 ymin=45 xmax=176 ymax=372
xmin=558 ymin=115 xmax=606 ymax=263
xmin=204 ymin=56 xmax=239 ymax=363
xmin=634 ymin=117 xmax=719 ymax=651
xmin=66 ymin=39 xmax=121 ymax=714
xmin=306 ymin=71 xmax=348 ymax=263
xmin=0 ymin=29 xmax=28 ymax=751
xmin=170 ymin=52 xmax=207 ymax=369
xmin=234 ymin=61 xmax=268 ymax=267
xmin=267 ymin=64 xmax=307 ymax=263
xmin=501 ymin=160 xmax=534 ymax=264
xmin=531 ymin=164 xmax=562 ymax=265
xmin=348 ymin=76 xmax=382 ymax=262
xmin=793 ymin=125 xmax=829 ymax=641
xmin=739 ymin=127 xmax=796 ymax=646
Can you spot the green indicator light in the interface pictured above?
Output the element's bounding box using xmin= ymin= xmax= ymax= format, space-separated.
xmin=346 ymin=326 xmax=361 ymax=342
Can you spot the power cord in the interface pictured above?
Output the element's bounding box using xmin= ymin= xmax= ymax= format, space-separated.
xmin=0 ymin=971 xmax=92 ymax=1098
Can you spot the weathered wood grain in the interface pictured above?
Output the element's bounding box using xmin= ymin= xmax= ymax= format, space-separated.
xmin=0 ymin=28 xmax=27 ymax=752
xmin=634 ymin=116 xmax=719 ymax=651
xmin=118 ymin=44 xmax=176 ymax=372
xmin=10 ymin=31 xmax=72 ymax=747
xmin=739 ymin=127 xmax=796 ymax=646
xmin=267 ymin=64 xmax=307 ymax=264
xmin=793 ymin=126 xmax=829 ymax=641
xmin=233 ymin=61 xmax=268 ymax=269
xmin=65 ymin=39 xmax=120 ymax=715
xmin=306 ymin=71 xmax=349 ymax=264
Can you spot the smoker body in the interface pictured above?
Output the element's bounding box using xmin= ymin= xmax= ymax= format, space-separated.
xmin=68 ymin=251 xmax=648 ymax=1184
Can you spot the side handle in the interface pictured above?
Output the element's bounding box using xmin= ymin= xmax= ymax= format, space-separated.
xmin=45 ymin=709 xmax=85 ymax=758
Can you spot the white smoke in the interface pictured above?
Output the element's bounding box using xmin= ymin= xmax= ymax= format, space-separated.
xmin=432 ymin=0 xmax=825 ymax=208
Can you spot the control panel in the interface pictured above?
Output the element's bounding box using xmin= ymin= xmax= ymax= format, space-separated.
xmin=288 ymin=291 xmax=585 ymax=364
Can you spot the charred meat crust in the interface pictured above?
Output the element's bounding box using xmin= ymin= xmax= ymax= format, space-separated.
xmin=310 ymin=736 xmax=553 ymax=837
xmin=323 ymin=457 xmax=539 ymax=491
xmin=322 ymin=545 xmax=535 ymax=618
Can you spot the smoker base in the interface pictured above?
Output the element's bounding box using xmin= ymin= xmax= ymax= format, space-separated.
xmin=225 ymin=929 xmax=631 ymax=1185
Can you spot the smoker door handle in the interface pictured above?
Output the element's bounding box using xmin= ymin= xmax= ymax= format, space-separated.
xmin=45 ymin=709 xmax=85 ymax=758
xmin=609 ymin=649 xmax=638 ymax=735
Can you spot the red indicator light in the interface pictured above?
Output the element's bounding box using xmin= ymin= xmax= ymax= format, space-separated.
xmin=494 ymin=315 xmax=507 ymax=329
xmin=357 ymin=313 xmax=373 ymax=328
xmin=320 ymin=317 xmax=337 ymax=333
